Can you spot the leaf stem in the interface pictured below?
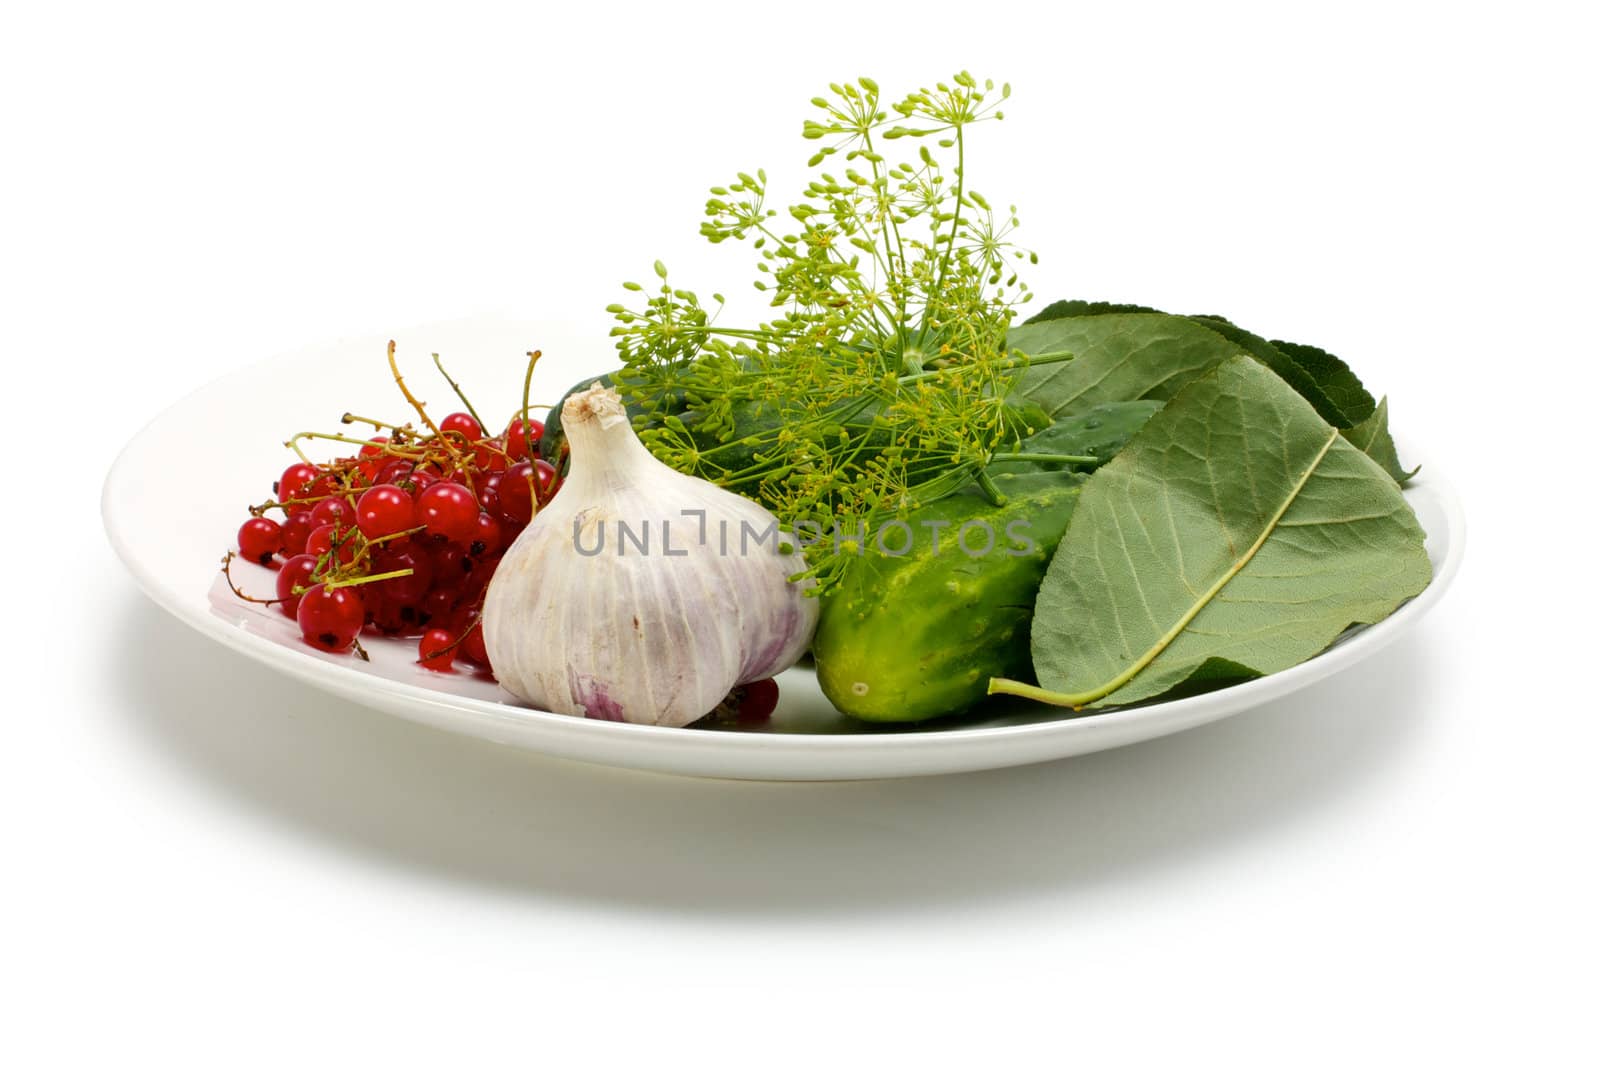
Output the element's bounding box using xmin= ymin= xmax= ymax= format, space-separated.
xmin=986 ymin=677 xmax=1092 ymax=710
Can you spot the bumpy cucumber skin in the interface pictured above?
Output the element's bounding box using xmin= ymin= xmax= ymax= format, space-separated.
xmin=813 ymin=472 xmax=1084 ymax=722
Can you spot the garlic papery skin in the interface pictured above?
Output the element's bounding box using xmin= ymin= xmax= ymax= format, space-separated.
xmin=482 ymin=384 xmax=818 ymax=727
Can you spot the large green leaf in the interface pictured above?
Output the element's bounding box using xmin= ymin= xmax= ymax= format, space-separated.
xmin=991 ymin=355 xmax=1432 ymax=709
xmin=1009 ymin=313 xmax=1252 ymax=417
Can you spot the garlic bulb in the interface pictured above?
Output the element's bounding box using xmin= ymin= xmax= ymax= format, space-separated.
xmin=483 ymin=384 xmax=818 ymax=727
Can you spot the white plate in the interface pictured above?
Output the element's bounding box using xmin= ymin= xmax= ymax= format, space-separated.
xmin=102 ymin=314 xmax=1465 ymax=781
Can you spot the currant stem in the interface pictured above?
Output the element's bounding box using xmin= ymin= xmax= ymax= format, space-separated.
xmin=388 ymin=340 xmax=457 ymax=459
xmin=219 ymin=553 xmax=285 ymax=604
xmin=323 ymin=567 xmax=416 ymax=591
xmin=520 ymin=350 xmax=544 ymax=519
xmin=287 ymin=431 xmax=428 ymax=457
xmin=431 ymin=352 xmax=485 ymax=428
xmin=347 ymin=525 xmax=427 ymax=568
xmin=431 ymin=617 xmax=481 ymax=659
xmin=341 ymin=413 xmax=403 ymax=432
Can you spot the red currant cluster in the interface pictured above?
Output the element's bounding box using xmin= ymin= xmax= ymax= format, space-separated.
xmin=227 ymin=384 xmax=561 ymax=671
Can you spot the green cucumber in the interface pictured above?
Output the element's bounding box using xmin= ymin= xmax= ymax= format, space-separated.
xmin=812 ymin=471 xmax=1085 ymax=722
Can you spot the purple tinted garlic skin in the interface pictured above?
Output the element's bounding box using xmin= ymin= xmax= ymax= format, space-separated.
xmin=482 ymin=384 xmax=818 ymax=727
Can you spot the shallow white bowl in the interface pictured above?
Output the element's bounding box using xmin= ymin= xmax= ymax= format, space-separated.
xmin=102 ymin=315 xmax=1464 ymax=780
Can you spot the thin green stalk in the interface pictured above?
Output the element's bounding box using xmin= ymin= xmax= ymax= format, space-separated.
xmin=895 ymin=348 xmax=1072 ymax=385
xmin=987 ymin=452 xmax=1099 ymax=465
xmin=431 ymin=353 xmax=484 ymax=428
xmin=287 ymin=431 xmax=428 ymax=457
xmin=324 ymin=568 xmax=415 ymax=592
xmin=923 ymin=123 xmax=967 ymax=336
xmin=973 ymin=467 xmax=1005 ymax=506
xmin=519 ymin=350 xmax=542 ymax=460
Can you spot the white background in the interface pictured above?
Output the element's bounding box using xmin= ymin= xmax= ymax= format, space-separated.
xmin=5 ymin=1 xmax=1597 ymax=1062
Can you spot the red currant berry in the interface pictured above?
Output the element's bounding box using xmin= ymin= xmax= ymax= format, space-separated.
xmin=364 ymin=588 xmax=419 ymax=636
xmin=439 ymin=412 xmax=484 ymax=443
xmin=504 ymin=416 xmax=544 ymax=462
xmin=275 ymin=553 xmax=320 ymax=618
xmin=458 ymin=555 xmax=499 ymax=605
xmin=356 ymin=484 xmax=416 ymax=540
xmin=429 ymin=541 xmax=474 ymax=586
xmin=490 ymin=510 xmax=522 ymax=548
xmin=467 ymin=511 xmax=501 ymax=557
xmin=279 ymin=511 xmax=315 ymax=556
xmin=237 ymin=517 xmax=283 ymax=566
xmin=305 ymin=523 xmax=357 ymax=564
xmin=406 ymin=468 xmax=441 ymax=495
xmin=309 ymin=496 xmax=354 ymax=531
xmin=473 ymin=437 xmax=509 ymax=473
xmin=416 ymin=481 xmax=480 ymax=543
xmin=376 ymin=459 xmax=414 ymax=485
xmin=295 ymin=476 xmax=338 ymax=515
xmin=497 ymin=462 xmax=536 ymax=524
xmin=296 ymin=584 xmax=366 ymax=652
xmin=460 ymin=620 xmax=489 ymax=668
xmin=736 ymin=678 xmax=780 ymax=724
xmin=369 ymin=544 xmax=433 ymax=605
xmin=477 ymin=471 xmax=504 ymax=515
xmin=277 ymin=462 xmax=319 ymax=503
xmin=418 ymin=628 xmax=459 ymax=672
xmin=417 ymin=587 xmax=457 ymax=629
xmin=305 ymin=525 xmax=331 ymax=554
xmin=354 ymin=437 xmax=390 ymax=482
xmin=532 ymin=459 xmax=561 ymax=504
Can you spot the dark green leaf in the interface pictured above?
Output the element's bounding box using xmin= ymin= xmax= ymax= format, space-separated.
xmin=1186 ymin=315 xmax=1356 ymax=428
xmin=1024 ymin=298 xmax=1162 ymax=323
xmin=1267 ymin=338 xmax=1376 ymax=426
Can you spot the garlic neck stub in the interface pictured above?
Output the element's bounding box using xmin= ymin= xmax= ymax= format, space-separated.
xmin=482 ymin=383 xmax=819 ymax=727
